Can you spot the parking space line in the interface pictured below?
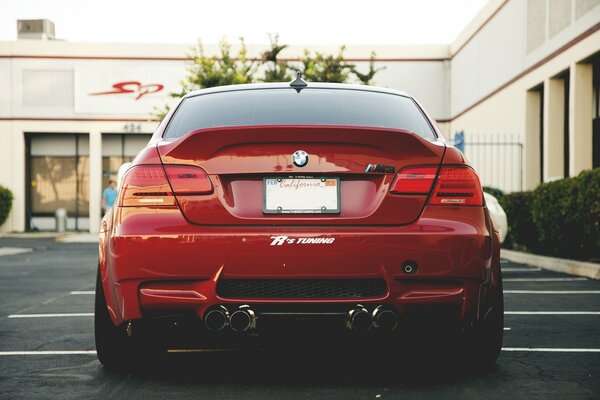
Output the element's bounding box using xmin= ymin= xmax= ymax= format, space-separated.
xmin=8 ymin=313 xmax=94 ymax=318
xmin=70 ymin=291 xmax=94 ymax=295
xmin=502 ymin=348 xmax=600 ymax=353
xmin=504 ymin=290 xmax=600 ymax=294
xmin=505 ymin=311 xmax=600 ymax=315
xmin=168 ymin=349 xmax=239 ymax=353
xmin=501 ymin=268 xmax=542 ymax=272
xmin=0 ymin=351 xmax=96 ymax=356
xmin=503 ymin=278 xmax=588 ymax=282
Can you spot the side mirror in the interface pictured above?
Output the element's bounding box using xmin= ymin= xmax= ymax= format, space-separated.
xmin=117 ymin=162 xmax=132 ymax=189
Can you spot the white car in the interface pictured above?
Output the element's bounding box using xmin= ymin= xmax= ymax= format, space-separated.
xmin=484 ymin=192 xmax=508 ymax=244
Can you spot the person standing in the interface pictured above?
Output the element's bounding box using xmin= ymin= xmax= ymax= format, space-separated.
xmin=102 ymin=179 xmax=118 ymax=213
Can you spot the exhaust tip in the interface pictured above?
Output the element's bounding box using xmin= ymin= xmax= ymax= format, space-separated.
xmin=230 ymin=305 xmax=256 ymax=333
xmin=204 ymin=306 xmax=229 ymax=332
xmin=346 ymin=305 xmax=373 ymax=332
xmin=372 ymin=306 xmax=399 ymax=331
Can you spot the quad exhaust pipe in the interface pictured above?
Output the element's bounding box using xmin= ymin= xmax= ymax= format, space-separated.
xmin=203 ymin=305 xmax=256 ymax=333
xmin=346 ymin=304 xmax=399 ymax=332
xmin=205 ymin=304 xmax=397 ymax=333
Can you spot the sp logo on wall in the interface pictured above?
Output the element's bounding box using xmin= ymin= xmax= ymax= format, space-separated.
xmin=74 ymin=65 xmax=185 ymax=115
xmin=90 ymin=81 xmax=164 ymax=100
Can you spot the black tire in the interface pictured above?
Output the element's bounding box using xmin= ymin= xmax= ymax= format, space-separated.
xmin=95 ymin=270 xmax=167 ymax=370
xmin=94 ymin=269 xmax=130 ymax=369
xmin=467 ymin=278 xmax=504 ymax=366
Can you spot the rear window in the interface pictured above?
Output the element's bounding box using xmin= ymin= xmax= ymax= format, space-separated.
xmin=164 ymin=88 xmax=436 ymax=139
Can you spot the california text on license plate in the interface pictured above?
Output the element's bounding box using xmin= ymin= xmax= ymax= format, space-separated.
xmin=263 ymin=177 xmax=341 ymax=214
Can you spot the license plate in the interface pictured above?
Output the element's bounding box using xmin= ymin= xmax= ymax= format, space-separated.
xmin=263 ymin=177 xmax=341 ymax=214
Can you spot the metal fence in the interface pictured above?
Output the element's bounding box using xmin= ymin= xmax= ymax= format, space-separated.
xmin=449 ymin=133 xmax=523 ymax=194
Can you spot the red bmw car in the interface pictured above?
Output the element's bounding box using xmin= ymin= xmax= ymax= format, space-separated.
xmin=95 ymin=78 xmax=503 ymax=368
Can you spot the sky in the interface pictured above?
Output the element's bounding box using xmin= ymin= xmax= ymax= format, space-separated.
xmin=0 ymin=0 xmax=489 ymax=45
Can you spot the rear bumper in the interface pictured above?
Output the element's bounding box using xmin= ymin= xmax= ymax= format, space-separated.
xmin=99 ymin=205 xmax=500 ymax=327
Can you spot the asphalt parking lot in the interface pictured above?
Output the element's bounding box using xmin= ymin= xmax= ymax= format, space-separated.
xmin=0 ymin=237 xmax=599 ymax=400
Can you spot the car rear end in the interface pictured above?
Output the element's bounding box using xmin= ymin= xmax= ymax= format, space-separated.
xmin=97 ymin=83 xmax=502 ymax=367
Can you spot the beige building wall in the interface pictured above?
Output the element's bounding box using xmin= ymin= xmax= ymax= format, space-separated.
xmin=569 ymin=62 xmax=594 ymax=175
xmin=449 ymin=0 xmax=600 ymax=192
xmin=543 ymin=77 xmax=566 ymax=181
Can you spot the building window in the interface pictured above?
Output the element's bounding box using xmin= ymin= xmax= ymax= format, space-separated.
xmin=26 ymin=133 xmax=89 ymax=231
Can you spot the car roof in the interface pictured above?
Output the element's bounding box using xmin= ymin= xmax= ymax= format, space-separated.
xmin=184 ymin=82 xmax=411 ymax=99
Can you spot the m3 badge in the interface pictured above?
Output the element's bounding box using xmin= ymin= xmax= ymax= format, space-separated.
xmin=364 ymin=164 xmax=395 ymax=173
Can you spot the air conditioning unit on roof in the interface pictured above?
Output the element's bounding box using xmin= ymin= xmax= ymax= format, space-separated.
xmin=17 ymin=19 xmax=55 ymax=40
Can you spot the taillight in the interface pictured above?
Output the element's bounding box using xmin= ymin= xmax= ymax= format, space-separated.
xmin=164 ymin=165 xmax=213 ymax=195
xmin=390 ymin=165 xmax=483 ymax=206
xmin=119 ymin=165 xmax=212 ymax=207
xmin=429 ymin=166 xmax=483 ymax=206
xmin=119 ymin=165 xmax=175 ymax=207
xmin=390 ymin=166 xmax=437 ymax=194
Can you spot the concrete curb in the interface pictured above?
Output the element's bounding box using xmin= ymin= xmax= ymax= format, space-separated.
xmin=0 ymin=232 xmax=64 ymax=239
xmin=501 ymin=249 xmax=600 ymax=280
xmin=55 ymin=233 xmax=99 ymax=243
xmin=0 ymin=232 xmax=99 ymax=243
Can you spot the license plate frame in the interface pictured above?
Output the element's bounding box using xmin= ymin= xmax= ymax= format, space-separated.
xmin=263 ymin=176 xmax=341 ymax=214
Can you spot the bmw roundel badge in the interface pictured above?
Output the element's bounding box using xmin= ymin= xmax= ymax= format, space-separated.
xmin=292 ymin=150 xmax=309 ymax=167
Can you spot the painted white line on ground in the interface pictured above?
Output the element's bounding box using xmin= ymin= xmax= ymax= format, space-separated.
xmin=502 ymin=348 xmax=600 ymax=353
xmin=7 ymin=313 xmax=94 ymax=318
xmin=0 ymin=351 xmax=96 ymax=356
xmin=504 ymin=290 xmax=600 ymax=294
xmin=70 ymin=291 xmax=94 ymax=295
xmin=0 ymin=247 xmax=33 ymax=257
xmin=502 ymin=268 xmax=542 ymax=272
xmin=503 ymin=278 xmax=588 ymax=282
xmin=505 ymin=311 xmax=600 ymax=315
xmin=2 ymin=348 xmax=598 ymax=355
xmin=167 ymin=349 xmax=239 ymax=353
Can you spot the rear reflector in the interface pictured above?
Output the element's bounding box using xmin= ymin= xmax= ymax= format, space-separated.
xmin=390 ymin=166 xmax=437 ymax=194
xmin=164 ymin=165 xmax=213 ymax=195
xmin=119 ymin=164 xmax=213 ymax=207
xmin=429 ymin=166 xmax=483 ymax=206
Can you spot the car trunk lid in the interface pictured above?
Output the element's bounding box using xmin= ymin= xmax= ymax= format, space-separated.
xmin=157 ymin=125 xmax=446 ymax=226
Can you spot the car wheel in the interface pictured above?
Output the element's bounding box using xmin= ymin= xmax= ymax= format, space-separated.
xmin=95 ymin=269 xmax=167 ymax=370
xmin=94 ymin=269 xmax=131 ymax=369
xmin=465 ymin=278 xmax=504 ymax=367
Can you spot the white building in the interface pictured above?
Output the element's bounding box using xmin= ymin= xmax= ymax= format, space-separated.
xmin=1 ymin=0 xmax=599 ymax=233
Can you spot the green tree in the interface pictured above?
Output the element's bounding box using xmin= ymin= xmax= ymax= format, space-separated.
xmin=300 ymin=46 xmax=354 ymax=83
xmin=261 ymin=34 xmax=293 ymax=82
xmin=351 ymin=52 xmax=385 ymax=85
xmin=154 ymin=36 xmax=384 ymax=120
xmin=154 ymin=38 xmax=256 ymax=120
